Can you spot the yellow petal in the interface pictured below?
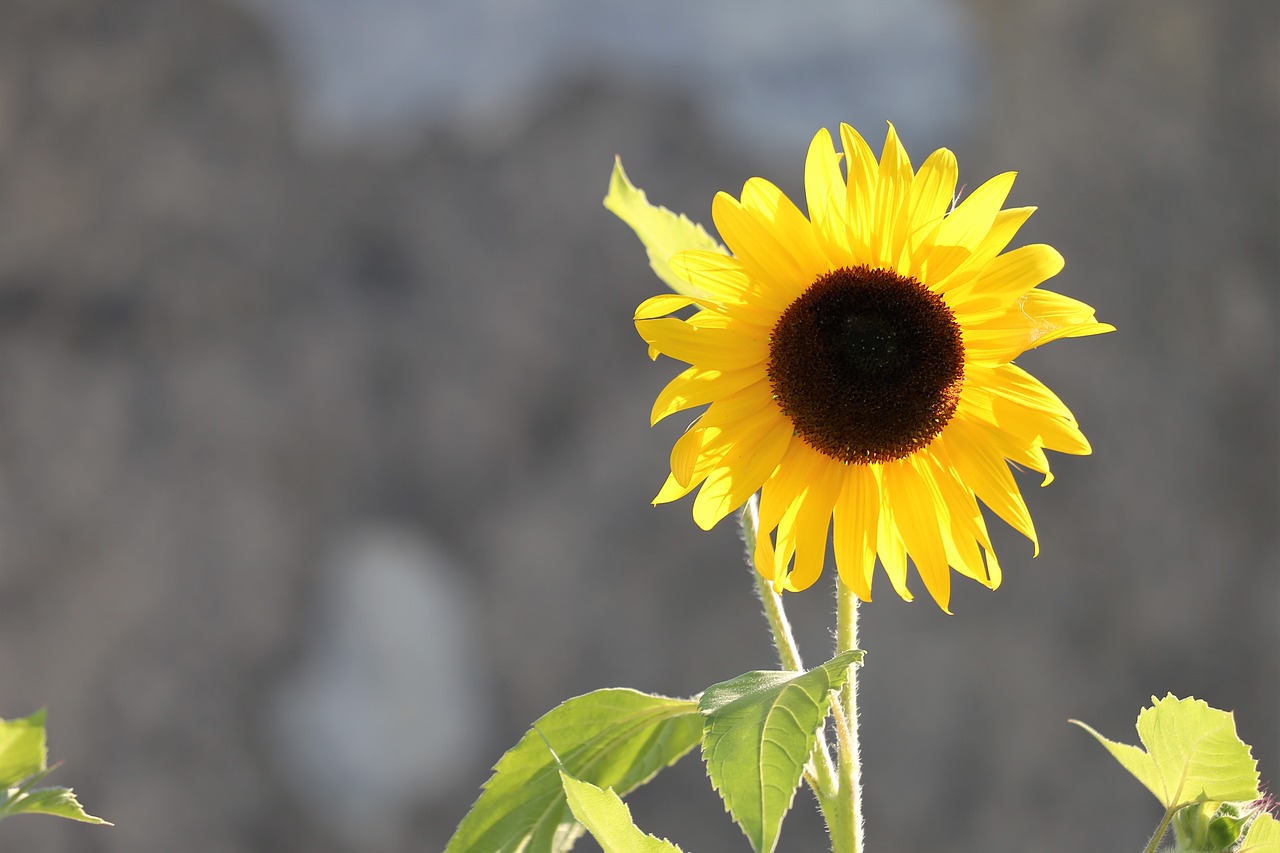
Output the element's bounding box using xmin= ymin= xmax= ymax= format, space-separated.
xmin=698 ymin=381 xmax=779 ymax=428
xmin=875 ymin=500 xmax=913 ymax=602
xmin=985 ymin=365 xmax=1093 ymax=456
xmin=634 ymin=293 xmax=715 ymax=320
xmin=965 ymin=321 xmax=1114 ymax=365
xmin=930 ymin=206 xmax=1036 ymax=291
xmin=682 ymin=309 xmax=771 ymax=343
xmin=804 ymin=128 xmax=853 ymax=262
xmin=833 ymin=464 xmax=879 ymax=600
xmin=692 ymin=415 xmax=793 ymax=530
xmin=871 ymin=122 xmax=914 ymax=270
xmin=669 ymin=382 xmax=778 ymax=486
xmin=651 ymin=367 xmax=766 ymax=424
xmin=740 ymin=177 xmax=831 ymax=279
xmin=908 ymin=147 xmax=959 ymax=244
xmin=963 ymin=285 xmax=1112 ymax=363
xmin=938 ymin=419 xmax=1039 ymax=552
xmin=957 ymin=383 xmax=1059 ymax=482
xmin=1016 ymin=290 xmax=1116 ymax=348
xmin=770 ymin=499 xmax=804 ymax=592
xmin=635 ymin=317 xmax=768 ymax=369
xmin=923 ymin=444 xmax=1001 ymax=586
xmin=654 ymin=467 xmax=706 ymax=504
xmin=757 ymin=440 xmax=828 ymax=539
xmin=670 ymin=423 xmax=709 ymax=487
xmin=986 ymin=362 xmax=1078 ymax=421
xmin=786 ymin=455 xmax=844 ymax=590
xmin=940 ymin=521 xmax=989 ymax=586
xmin=926 ymin=172 xmax=1017 ymax=283
xmin=945 ymin=244 xmax=1065 ymax=321
xmin=839 ymin=123 xmax=879 ymax=255
xmin=970 ymin=206 xmax=1036 ymax=266
xmin=753 ymin=512 xmax=781 ymax=585
xmin=669 ymin=251 xmax=791 ymax=316
xmin=712 ymin=192 xmax=810 ymax=298
xmin=883 ymin=457 xmax=952 ymax=612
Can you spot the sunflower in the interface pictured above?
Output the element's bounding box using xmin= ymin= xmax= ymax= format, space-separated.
xmin=634 ymin=124 xmax=1113 ymax=611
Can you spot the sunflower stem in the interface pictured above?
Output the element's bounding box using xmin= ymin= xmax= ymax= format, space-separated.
xmin=740 ymin=498 xmax=840 ymax=805
xmin=741 ymin=496 xmax=805 ymax=672
xmin=1140 ymin=806 xmax=1178 ymax=853
xmin=833 ymin=576 xmax=865 ymax=853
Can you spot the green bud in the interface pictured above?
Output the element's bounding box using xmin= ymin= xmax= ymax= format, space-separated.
xmin=1204 ymin=812 xmax=1247 ymax=850
xmin=1173 ymin=801 xmax=1214 ymax=849
xmin=1171 ymin=800 xmax=1248 ymax=852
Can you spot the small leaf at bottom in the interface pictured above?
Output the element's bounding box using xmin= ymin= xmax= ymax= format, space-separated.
xmin=559 ymin=770 xmax=686 ymax=853
xmin=445 ymin=688 xmax=700 ymax=853
xmin=0 ymin=786 xmax=111 ymax=825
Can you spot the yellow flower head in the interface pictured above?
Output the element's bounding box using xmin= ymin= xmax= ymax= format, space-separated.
xmin=635 ymin=123 xmax=1113 ymax=611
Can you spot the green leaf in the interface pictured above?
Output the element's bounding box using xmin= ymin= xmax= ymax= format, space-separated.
xmin=699 ymin=650 xmax=863 ymax=853
xmin=559 ymin=770 xmax=686 ymax=853
xmin=0 ymin=709 xmax=47 ymax=788
xmin=445 ymin=689 xmax=701 ymax=853
xmin=0 ymin=709 xmax=110 ymax=825
xmin=1240 ymin=812 xmax=1280 ymax=853
xmin=0 ymin=785 xmax=111 ymax=825
xmin=603 ymin=157 xmax=726 ymax=297
xmin=1071 ymin=694 xmax=1261 ymax=811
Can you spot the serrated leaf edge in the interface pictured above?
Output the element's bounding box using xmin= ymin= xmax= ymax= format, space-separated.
xmin=603 ymin=157 xmax=726 ymax=297
xmin=1071 ymin=694 xmax=1262 ymax=812
xmin=699 ymin=652 xmax=860 ymax=853
xmin=446 ymin=689 xmax=700 ymax=853
xmin=558 ymin=770 xmax=686 ymax=853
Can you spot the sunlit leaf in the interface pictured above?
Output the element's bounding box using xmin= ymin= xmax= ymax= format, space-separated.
xmin=1072 ymin=694 xmax=1260 ymax=811
xmin=0 ymin=785 xmax=110 ymax=825
xmin=1240 ymin=811 xmax=1280 ymax=853
xmin=0 ymin=709 xmax=46 ymax=788
xmin=559 ymin=769 xmax=685 ymax=853
xmin=446 ymin=689 xmax=700 ymax=853
xmin=0 ymin=709 xmax=110 ymax=825
xmin=699 ymin=650 xmax=862 ymax=853
xmin=604 ymin=158 xmax=726 ymax=297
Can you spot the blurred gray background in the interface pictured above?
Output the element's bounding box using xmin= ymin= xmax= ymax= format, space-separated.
xmin=0 ymin=1 xmax=1275 ymax=851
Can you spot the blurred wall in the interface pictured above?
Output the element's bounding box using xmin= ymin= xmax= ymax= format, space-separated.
xmin=0 ymin=1 xmax=1274 ymax=851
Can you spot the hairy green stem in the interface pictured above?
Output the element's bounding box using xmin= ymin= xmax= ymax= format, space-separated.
xmin=742 ymin=497 xmax=805 ymax=673
xmin=740 ymin=497 xmax=839 ymax=804
xmin=1141 ymin=807 xmax=1178 ymax=853
xmin=833 ymin=578 xmax=865 ymax=853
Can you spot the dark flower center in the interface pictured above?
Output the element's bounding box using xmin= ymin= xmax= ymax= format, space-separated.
xmin=767 ymin=265 xmax=965 ymax=463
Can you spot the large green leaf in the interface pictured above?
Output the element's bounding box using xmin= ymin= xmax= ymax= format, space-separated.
xmin=699 ymin=650 xmax=862 ymax=853
xmin=0 ymin=709 xmax=46 ymax=788
xmin=445 ymin=689 xmax=701 ymax=853
xmin=559 ymin=769 xmax=686 ymax=853
xmin=1072 ymin=694 xmax=1261 ymax=811
xmin=0 ymin=709 xmax=110 ymax=825
xmin=1240 ymin=812 xmax=1280 ymax=853
xmin=603 ymin=158 xmax=726 ymax=297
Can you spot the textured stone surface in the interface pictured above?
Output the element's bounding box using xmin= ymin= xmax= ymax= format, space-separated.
xmin=0 ymin=0 xmax=1273 ymax=851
